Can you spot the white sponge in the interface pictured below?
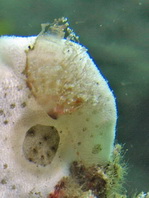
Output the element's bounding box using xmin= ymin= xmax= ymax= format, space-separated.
xmin=0 ymin=33 xmax=117 ymax=197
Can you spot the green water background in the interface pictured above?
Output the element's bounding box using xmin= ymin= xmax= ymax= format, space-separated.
xmin=0 ymin=0 xmax=148 ymax=196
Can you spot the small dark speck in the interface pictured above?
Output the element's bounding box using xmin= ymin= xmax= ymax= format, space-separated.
xmin=47 ymin=152 xmax=50 ymax=157
xmin=1 ymin=179 xmax=7 ymax=184
xmin=77 ymin=142 xmax=81 ymax=146
xmin=50 ymin=146 xmax=56 ymax=152
xmin=0 ymin=109 xmax=4 ymax=115
xmin=92 ymin=144 xmax=102 ymax=154
xmin=10 ymin=104 xmax=16 ymax=109
xmin=21 ymin=102 xmax=27 ymax=108
xmin=82 ymin=127 xmax=87 ymax=131
xmin=12 ymin=185 xmax=16 ymax=190
xmin=43 ymin=135 xmax=49 ymax=141
xmin=3 ymin=120 xmax=8 ymax=125
xmin=29 ymin=158 xmax=33 ymax=162
xmin=41 ymin=155 xmax=44 ymax=160
xmin=27 ymin=45 xmax=34 ymax=50
xmin=3 ymin=164 xmax=8 ymax=169
xmin=33 ymin=148 xmax=38 ymax=154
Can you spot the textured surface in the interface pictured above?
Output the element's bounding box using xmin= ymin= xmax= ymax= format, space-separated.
xmin=23 ymin=124 xmax=60 ymax=166
xmin=0 ymin=0 xmax=148 ymax=195
xmin=0 ymin=33 xmax=116 ymax=197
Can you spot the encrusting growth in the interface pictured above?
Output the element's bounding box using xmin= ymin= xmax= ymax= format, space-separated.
xmin=48 ymin=144 xmax=126 ymax=198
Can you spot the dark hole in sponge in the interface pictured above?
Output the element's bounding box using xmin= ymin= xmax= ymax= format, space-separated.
xmin=23 ymin=124 xmax=60 ymax=166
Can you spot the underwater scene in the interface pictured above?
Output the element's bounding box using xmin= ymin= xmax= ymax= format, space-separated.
xmin=0 ymin=0 xmax=148 ymax=197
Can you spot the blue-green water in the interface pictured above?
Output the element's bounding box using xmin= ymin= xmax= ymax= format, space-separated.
xmin=0 ymin=0 xmax=149 ymax=196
